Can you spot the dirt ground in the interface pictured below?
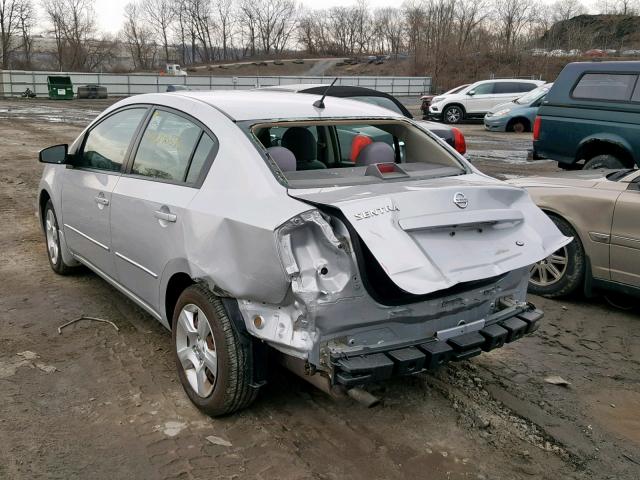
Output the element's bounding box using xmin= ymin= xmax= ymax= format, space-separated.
xmin=0 ymin=98 xmax=639 ymax=480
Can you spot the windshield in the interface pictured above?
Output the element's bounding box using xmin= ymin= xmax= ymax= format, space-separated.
xmin=444 ymin=84 xmax=469 ymax=95
xmin=246 ymin=119 xmax=468 ymax=189
xmin=515 ymin=84 xmax=551 ymax=105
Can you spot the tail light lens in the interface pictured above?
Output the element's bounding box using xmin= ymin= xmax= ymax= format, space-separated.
xmin=451 ymin=127 xmax=466 ymax=155
xmin=533 ymin=116 xmax=541 ymax=140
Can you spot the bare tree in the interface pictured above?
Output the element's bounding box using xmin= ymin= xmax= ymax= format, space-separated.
xmin=122 ymin=1 xmax=157 ymax=70
xmin=551 ymin=0 xmax=586 ymax=22
xmin=0 ymin=0 xmax=23 ymax=68
xmin=454 ymin=0 xmax=490 ymax=53
xmin=142 ymin=0 xmax=174 ymax=63
xmin=375 ymin=8 xmax=404 ymax=56
xmin=43 ymin=0 xmax=115 ymax=71
xmin=15 ymin=0 xmax=33 ymax=68
xmin=214 ymin=0 xmax=235 ymax=60
xmin=493 ymin=0 xmax=534 ymax=54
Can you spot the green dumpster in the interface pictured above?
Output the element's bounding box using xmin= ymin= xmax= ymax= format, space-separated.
xmin=47 ymin=76 xmax=74 ymax=100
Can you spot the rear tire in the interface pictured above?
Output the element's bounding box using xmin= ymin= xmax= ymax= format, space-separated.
xmin=43 ymin=200 xmax=75 ymax=275
xmin=528 ymin=216 xmax=585 ymax=298
xmin=172 ymin=284 xmax=257 ymax=416
xmin=583 ymin=154 xmax=625 ymax=170
xmin=443 ymin=105 xmax=464 ymax=124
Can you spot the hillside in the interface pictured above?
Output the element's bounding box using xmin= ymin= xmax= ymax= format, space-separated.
xmin=541 ymin=14 xmax=640 ymax=50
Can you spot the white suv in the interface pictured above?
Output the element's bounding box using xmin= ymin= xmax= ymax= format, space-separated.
xmin=429 ymin=79 xmax=545 ymax=124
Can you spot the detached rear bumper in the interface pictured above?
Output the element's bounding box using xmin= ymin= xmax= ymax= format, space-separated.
xmin=331 ymin=303 xmax=542 ymax=387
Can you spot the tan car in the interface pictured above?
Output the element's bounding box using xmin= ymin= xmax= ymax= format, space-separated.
xmin=507 ymin=169 xmax=640 ymax=298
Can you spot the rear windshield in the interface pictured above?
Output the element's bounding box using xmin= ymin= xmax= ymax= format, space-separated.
xmin=244 ymin=119 xmax=468 ymax=188
xmin=572 ymin=73 xmax=638 ymax=101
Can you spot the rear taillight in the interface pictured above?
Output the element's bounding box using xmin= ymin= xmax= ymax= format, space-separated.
xmin=533 ymin=116 xmax=541 ymax=140
xmin=451 ymin=127 xmax=466 ymax=155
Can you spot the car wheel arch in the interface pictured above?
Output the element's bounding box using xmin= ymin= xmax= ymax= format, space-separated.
xmin=164 ymin=271 xmax=196 ymax=328
xmin=507 ymin=117 xmax=530 ymax=132
xmin=444 ymin=103 xmax=466 ymax=114
xmin=540 ymin=209 xmax=589 ymax=260
xmin=38 ymin=189 xmax=52 ymax=228
xmin=575 ymin=137 xmax=634 ymax=167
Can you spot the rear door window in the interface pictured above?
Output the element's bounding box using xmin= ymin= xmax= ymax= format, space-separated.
xmin=131 ymin=109 xmax=201 ymax=182
xmin=78 ymin=108 xmax=147 ymax=172
xmin=573 ymin=73 xmax=638 ymax=101
xmin=494 ymin=82 xmax=520 ymax=94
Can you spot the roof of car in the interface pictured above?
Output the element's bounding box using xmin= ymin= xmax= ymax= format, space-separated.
xmin=260 ymin=84 xmax=413 ymax=118
xmin=475 ymin=78 xmax=544 ymax=84
xmin=171 ymin=90 xmax=404 ymax=121
xmin=259 ymin=83 xmax=326 ymax=92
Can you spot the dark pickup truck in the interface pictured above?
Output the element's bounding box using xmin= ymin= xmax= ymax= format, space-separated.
xmin=533 ymin=61 xmax=640 ymax=170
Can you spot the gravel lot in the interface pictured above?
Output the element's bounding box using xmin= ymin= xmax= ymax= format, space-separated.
xmin=0 ymin=98 xmax=638 ymax=480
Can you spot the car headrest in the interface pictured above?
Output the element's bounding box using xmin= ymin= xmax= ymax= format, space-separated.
xmin=281 ymin=127 xmax=317 ymax=163
xmin=355 ymin=142 xmax=395 ymax=166
xmin=350 ymin=134 xmax=373 ymax=162
xmin=267 ymin=146 xmax=296 ymax=172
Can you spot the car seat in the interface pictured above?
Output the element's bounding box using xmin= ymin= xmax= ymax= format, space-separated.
xmin=281 ymin=127 xmax=326 ymax=170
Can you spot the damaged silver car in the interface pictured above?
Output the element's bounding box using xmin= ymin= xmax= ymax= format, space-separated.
xmin=37 ymin=91 xmax=569 ymax=415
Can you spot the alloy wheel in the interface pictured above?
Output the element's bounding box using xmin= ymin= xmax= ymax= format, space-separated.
xmin=175 ymin=304 xmax=218 ymax=398
xmin=529 ymin=247 xmax=568 ymax=287
xmin=45 ymin=209 xmax=60 ymax=265
xmin=445 ymin=107 xmax=461 ymax=123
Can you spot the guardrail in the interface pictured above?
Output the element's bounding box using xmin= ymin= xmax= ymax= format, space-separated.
xmin=0 ymin=70 xmax=432 ymax=98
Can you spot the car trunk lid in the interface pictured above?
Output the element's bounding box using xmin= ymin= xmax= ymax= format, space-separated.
xmin=289 ymin=175 xmax=570 ymax=295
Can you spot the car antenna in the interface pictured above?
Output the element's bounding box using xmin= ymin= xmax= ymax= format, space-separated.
xmin=313 ymin=78 xmax=338 ymax=109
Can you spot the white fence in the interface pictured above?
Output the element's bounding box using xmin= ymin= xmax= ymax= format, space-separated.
xmin=0 ymin=70 xmax=432 ymax=98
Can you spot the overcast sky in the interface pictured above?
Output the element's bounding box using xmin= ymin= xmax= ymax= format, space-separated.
xmin=91 ymin=0 xmax=395 ymax=34
xmin=88 ymin=0 xmax=597 ymax=35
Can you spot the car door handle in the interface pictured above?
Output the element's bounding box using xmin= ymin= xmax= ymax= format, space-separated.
xmin=154 ymin=210 xmax=177 ymax=222
xmin=94 ymin=195 xmax=109 ymax=206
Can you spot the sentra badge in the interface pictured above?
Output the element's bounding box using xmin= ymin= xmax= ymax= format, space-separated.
xmin=354 ymin=204 xmax=399 ymax=220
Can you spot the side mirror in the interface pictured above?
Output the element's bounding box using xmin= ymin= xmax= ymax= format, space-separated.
xmin=39 ymin=144 xmax=68 ymax=164
xmin=467 ymin=90 xmax=476 ymax=96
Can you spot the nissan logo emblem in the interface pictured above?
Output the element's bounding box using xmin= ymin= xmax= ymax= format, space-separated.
xmin=453 ymin=192 xmax=468 ymax=209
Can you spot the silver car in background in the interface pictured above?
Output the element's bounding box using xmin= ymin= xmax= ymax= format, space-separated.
xmin=38 ymin=91 xmax=568 ymax=415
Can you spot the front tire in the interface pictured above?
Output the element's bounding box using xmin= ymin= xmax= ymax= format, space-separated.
xmin=172 ymin=284 xmax=257 ymax=416
xmin=528 ymin=215 xmax=585 ymax=298
xmin=443 ymin=105 xmax=464 ymax=124
xmin=508 ymin=118 xmax=529 ymax=133
xmin=583 ymin=154 xmax=625 ymax=170
xmin=43 ymin=200 xmax=75 ymax=275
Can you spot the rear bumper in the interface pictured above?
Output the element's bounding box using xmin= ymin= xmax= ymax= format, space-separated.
xmin=331 ymin=303 xmax=542 ymax=387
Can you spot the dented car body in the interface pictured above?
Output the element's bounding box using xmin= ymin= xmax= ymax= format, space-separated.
xmin=38 ymin=91 xmax=569 ymax=414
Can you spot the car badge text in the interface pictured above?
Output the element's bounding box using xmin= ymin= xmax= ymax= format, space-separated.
xmin=354 ymin=204 xmax=399 ymax=220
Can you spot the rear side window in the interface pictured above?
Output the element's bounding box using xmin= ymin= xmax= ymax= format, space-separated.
xmin=494 ymin=82 xmax=520 ymax=94
xmin=185 ymin=133 xmax=215 ymax=184
xmin=518 ymin=82 xmax=537 ymax=92
xmin=573 ymin=73 xmax=638 ymax=101
xmin=132 ymin=110 xmax=201 ymax=182
xmin=79 ymin=108 xmax=147 ymax=172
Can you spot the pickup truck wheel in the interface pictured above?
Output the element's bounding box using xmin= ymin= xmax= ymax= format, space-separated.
xmin=443 ymin=106 xmax=463 ymax=124
xmin=43 ymin=200 xmax=75 ymax=275
xmin=583 ymin=155 xmax=625 ymax=170
xmin=528 ymin=216 xmax=585 ymax=298
xmin=172 ymin=284 xmax=257 ymax=416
